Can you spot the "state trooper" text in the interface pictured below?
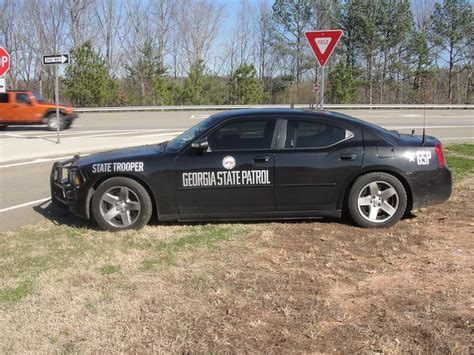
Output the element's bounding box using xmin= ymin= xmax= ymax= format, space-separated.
xmin=182 ymin=170 xmax=270 ymax=187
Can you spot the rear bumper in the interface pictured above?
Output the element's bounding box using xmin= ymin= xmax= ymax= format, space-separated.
xmin=50 ymin=159 xmax=90 ymax=219
xmin=407 ymin=167 xmax=452 ymax=209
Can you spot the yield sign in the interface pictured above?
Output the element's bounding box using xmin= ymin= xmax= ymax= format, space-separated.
xmin=305 ymin=30 xmax=343 ymax=67
xmin=0 ymin=47 xmax=11 ymax=77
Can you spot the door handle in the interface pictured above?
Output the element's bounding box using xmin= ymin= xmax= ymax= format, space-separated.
xmin=253 ymin=156 xmax=270 ymax=163
xmin=340 ymin=153 xmax=357 ymax=161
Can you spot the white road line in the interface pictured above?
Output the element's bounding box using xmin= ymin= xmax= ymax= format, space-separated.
xmin=385 ymin=125 xmax=474 ymax=129
xmin=0 ymin=128 xmax=180 ymax=139
xmin=190 ymin=114 xmax=209 ymax=119
xmin=134 ymin=131 xmax=183 ymax=138
xmin=440 ymin=136 xmax=474 ymax=140
xmin=0 ymin=197 xmax=50 ymax=213
xmin=0 ymin=154 xmax=90 ymax=169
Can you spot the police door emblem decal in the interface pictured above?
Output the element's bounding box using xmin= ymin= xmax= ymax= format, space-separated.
xmin=222 ymin=156 xmax=236 ymax=170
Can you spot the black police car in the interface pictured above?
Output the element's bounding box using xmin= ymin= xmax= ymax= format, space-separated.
xmin=51 ymin=109 xmax=451 ymax=231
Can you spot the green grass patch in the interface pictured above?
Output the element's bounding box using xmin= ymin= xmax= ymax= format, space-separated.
xmin=446 ymin=155 xmax=474 ymax=183
xmin=99 ymin=265 xmax=120 ymax=275
xmin=0 ymin=280 xmax=34 ymax=302
xmin=0 ymin=223 xmax=248 ymax=304
xmin=444 ymin=144 xmax=474 ymax=183
xmin=444 ymin=143 xmax=474 ymax=157
xmin=140 ymin=225 xmax=247 ymax=271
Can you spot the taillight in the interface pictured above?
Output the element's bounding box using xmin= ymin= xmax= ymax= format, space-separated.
xmin=435 ymin=143 xmax=445 ymax=168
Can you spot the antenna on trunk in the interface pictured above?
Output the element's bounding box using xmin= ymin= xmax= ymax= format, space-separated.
xmin=421 ymin=103 xmax=426 ymax=145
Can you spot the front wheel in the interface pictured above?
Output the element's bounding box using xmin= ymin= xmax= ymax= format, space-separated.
xmin=47 ymin=114 xmax=66 ymax=131
xmin=92 ymin=177 xmax=153 ymax=232
xmin=348 ymin=172 xmax=407 ymax=228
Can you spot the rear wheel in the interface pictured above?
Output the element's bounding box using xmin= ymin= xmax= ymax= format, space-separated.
xmin=47 ymin=113 xmax=66 ymax=131
xmin=92 ymin=177 xmax=153 ymax=232
xmin=348 ymin=172 xmax=407 ymax=228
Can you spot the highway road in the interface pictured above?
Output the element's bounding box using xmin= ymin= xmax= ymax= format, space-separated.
xmin=0 ymin=109 xmax=472 ymax=232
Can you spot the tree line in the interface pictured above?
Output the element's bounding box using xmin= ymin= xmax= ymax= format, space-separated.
xmin=0 ymin=0 xmax=472 ymax=106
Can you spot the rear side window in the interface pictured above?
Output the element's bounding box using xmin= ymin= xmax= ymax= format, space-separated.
xmin=16 ymin=93 xmax=30 ymax=104
xmin=285 ymin=120 xmax=347 ymax=148
xmin=0 ymin=93 xmax=8 ymax=103
xmin=208 ymin=119 xmax=276 ymax=151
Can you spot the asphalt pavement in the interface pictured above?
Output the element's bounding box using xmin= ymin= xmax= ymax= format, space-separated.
xmin=0 ymin=109 xmax=472 ymax=232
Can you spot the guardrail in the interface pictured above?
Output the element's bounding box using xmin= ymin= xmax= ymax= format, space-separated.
xmin=74 ymin=103 xmax=474 ymax=113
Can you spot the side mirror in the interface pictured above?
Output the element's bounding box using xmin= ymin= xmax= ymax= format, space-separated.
xmin=191 ymin=140 xmax=209 ymax=151
xmin=26 ymin=98 xmax=33 ymax=106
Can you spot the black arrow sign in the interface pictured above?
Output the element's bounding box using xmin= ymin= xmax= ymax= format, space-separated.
xmin=43 ymin=54 xmax=69 ymax=65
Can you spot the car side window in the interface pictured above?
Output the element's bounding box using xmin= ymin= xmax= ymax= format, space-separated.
xmin=16 ymin=93 xmax=30 ymax=104
xmin=0 ymin=93 xmax=8 ymax=103
xmin=208 ymin=119 xmax=276 ymax=151
xmin=285 ymin=120 xmax=347 ymax=148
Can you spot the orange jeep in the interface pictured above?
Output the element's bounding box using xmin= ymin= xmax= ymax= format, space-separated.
xmin=0 ymin=90 xmax=78 ymax=130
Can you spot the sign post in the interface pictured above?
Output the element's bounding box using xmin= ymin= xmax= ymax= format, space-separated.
xmin=304 ymin=30 xmax=343 ymax=110
xmin=43 ymin=54 xmax=69 ymax=144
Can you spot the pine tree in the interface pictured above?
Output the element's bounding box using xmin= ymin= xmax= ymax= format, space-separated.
xmin=124 ymin=38 xmax=168 ymax=105
xmin=327 ymin=61 xmax=356 ymax=103
xmin=228 ymin=64 xmax=263 ymax=104
xmin=182 ymin=61 xmax=206 ymax=105
xmin=64 ymin=42 xmax=117 ymax=107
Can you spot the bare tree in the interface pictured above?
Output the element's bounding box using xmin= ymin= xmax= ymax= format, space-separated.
xmin=66 ymin=0 xmax=96 ymax=47
xmin=95 ymin=0 xmax=125 ymax=73
xmin=175 ymin=0 xmax=225 ymax=71
xmin=254 ymin=0 xmax=274 ymax=79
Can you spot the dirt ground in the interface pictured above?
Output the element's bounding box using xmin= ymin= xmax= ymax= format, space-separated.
xmin=1 ymin=178 xmax=473 ymax=353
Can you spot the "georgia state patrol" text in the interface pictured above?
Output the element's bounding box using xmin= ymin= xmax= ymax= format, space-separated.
xmin=182 ymin=170 xmax=270 ymax=187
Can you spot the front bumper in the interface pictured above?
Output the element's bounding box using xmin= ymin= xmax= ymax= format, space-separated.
xmin=408 ymin=167 xmax=452 ymax=209
xmin=50 ymin=157 xmax=90 ymax=219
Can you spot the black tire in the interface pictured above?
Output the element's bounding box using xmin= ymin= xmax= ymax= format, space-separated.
xmin=348 ymin=172 xmax=407 ymax=228
xmin=47 ymin=113 xmax=66 ymax=131
xmin=92 ymin=177 xmax=153 ymax=232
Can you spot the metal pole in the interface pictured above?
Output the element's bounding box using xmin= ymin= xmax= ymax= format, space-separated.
xmin=55 ymin=65 xmax=60 ymax=144
xmin=320 ymin=66 xmax=325 ymax=110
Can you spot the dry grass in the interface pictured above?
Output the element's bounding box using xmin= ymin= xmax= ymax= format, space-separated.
xmin=0 ymin=163 xmax=473 ymax=352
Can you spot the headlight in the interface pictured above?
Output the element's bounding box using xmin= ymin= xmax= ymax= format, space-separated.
xmin=68 ymin=169 xmax=82 ymax=186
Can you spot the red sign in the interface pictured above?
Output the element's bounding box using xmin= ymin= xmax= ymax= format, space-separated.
xmin=0 ymin=47 xmax=10 ymax=77
xmin=312 ymin=83 xmax=320 ymax=92
xmin=305 ymin=30 xmax=343 ymax=67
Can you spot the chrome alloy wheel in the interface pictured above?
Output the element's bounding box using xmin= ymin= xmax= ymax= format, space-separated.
xmin=357 ymin=181 xmax=399 ymax=223
xmin=49 ymin=117 xmax=58 ymax=129
xmin=99 ymin=186 xmax=141 ymax=228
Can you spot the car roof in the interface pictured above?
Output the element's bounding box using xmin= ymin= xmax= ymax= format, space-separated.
xmin=208 ymin=108 xmax=370 ymax=127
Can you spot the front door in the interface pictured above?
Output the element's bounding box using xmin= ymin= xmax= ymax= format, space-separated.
xmin=275 ymin=118 xmax=364 ymax=211
xmin=11 ymin=93 xmax=35 ymax=122
xmin=175 ymin=118 xmax=277 ymax=216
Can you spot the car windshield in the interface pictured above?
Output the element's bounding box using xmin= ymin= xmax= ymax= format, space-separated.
xmin=165 ymin=115 xmax=215 ymax=153
xmin=32 ymin=91 xmax=47 ymax=103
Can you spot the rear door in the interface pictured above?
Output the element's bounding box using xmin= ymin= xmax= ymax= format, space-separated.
xmin=275 ymin=117 xmax=364 ymax=211
xmin=175 ymin=117 xmax=278 ymax=216
xmin=0 ymin=93 xmax=10 ymax=121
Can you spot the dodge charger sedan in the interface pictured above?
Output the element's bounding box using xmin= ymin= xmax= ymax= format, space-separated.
xmin=51 ymin=109 xmax=452 ymax=231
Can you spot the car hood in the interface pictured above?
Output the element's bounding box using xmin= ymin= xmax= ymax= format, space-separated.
xmin=74 ymin=144 xmax=164 ymax=167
